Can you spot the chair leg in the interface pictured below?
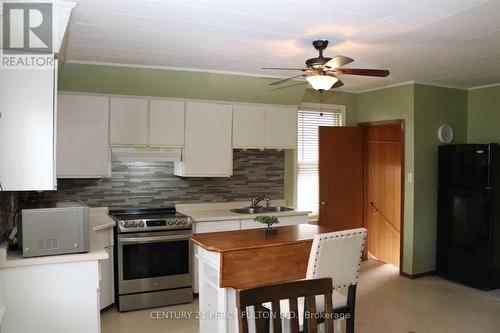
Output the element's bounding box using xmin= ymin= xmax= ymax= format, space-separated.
xmin=346 ymin=313 xmax=354 ymax=333
xmin=346 ymin=285 xmax=357 ymax=333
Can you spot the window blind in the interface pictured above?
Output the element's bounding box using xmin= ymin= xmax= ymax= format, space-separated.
xmin=297 ymin=110 xmax=341 ymax=213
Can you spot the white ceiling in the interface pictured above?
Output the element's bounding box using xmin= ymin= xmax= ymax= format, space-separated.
xmin=66 ymin=0 xmax=500 ymax=92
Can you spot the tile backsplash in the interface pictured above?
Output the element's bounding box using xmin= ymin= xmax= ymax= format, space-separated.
xmin=0 ymin=192 xmax=19 ymax=240
xmin=29 ymin=149 xmax=284 ymax=208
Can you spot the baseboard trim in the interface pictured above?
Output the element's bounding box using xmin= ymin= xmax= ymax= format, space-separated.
xmin=400 ymin=270 xmax=436 ymax=279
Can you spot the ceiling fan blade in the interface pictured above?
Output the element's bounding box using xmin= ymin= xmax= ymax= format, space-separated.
xmin=337 ymin=68 xmax=390 ymax=77
xmin=262 ymin=67 xmax=307 ymax=71
xmin=270 ymin=74 xmax=305 ymax=86
xmin=324 ymin=56 xmax=354 ymax=69
xmin=330 ymin=79 xmax=344 ymax=89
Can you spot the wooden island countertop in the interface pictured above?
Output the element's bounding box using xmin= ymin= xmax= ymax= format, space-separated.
xmin=192 ymin=224 xmax=333 ymax=289
xmin=191 ymin=224 xmax=331 ymax=252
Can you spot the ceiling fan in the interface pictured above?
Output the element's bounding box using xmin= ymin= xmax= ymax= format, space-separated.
xmin=262 ymin=39 xmax=390 ymax=91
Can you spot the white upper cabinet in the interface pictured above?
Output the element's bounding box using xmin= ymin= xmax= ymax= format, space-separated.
xmin=232 ymin=104 xmax=266 ymax=149
xmin=110 ymin=97 xmax=148 ymax=146
xmin=175 ymin=102 xmax=233 ymax=177
xmin=265 ymin=106 xmax=298 ymax=149
xmin=57 ymin=94 xmax=110 ymax=178
xmin=149 ymin=99 xmax=185 ymax=147
xmin=0 ymin=64 xmax=56 ymax=191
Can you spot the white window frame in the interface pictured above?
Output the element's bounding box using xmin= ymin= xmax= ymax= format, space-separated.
xmin=294 ymin=103 xmax=346 ymax=220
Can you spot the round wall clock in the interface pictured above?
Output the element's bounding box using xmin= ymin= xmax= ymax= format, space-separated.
xmin=438 ymin=124 xmax=454 ymax=144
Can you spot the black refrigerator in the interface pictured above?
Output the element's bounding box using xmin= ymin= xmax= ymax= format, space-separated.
xmin=437 ymin=144 xmax=500 ymax=290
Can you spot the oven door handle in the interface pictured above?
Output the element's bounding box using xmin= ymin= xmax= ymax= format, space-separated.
xmin=119 ymin=234 xmax=192 ymax=244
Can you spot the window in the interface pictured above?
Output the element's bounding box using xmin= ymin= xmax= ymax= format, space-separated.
xmin=297 ymin=108 xmax=343 ymax=213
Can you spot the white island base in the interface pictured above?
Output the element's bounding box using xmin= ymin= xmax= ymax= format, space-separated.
xmin=197 ymin=246 xmax=239 ymax=333
xmin=193 ymin=224 xmax=343 ymax=333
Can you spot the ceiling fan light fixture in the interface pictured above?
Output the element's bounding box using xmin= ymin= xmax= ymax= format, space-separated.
xmin=306 ymin=75 xmax=338 ymax=90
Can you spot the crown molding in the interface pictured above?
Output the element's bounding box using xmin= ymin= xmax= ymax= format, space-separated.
xmin=413 ymin=81 xmax=467 ymax=91
xmin=357 ymin=81 xmax=415 ymax=93
xmin=468 ymin=82 xmax=500 ymax=91
xmin=65 ymin=60 xmax=295 ymax=80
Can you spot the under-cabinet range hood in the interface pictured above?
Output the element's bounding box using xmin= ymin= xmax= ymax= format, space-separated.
xmin=111 ymin=147 xmax=181 ymax=162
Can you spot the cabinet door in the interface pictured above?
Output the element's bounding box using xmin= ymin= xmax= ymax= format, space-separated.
xmin=240 ymin=215 xmax=308 ymax=229
xmin=265 ymin=106 xmax=297 ymax=149
xmin=176 ymin=102 xmax=233 ymax=177
xmin=110 ymin=97 xmax=148 ymax=146
xmin=149 ymin=99 xmax=185 ymax=147
xmin=57 ymin=94 xmax=110 ymax=178
xmin=99 ymin=246 xmax=114 ymax=309
xmin=0 ymin=66 xmax=55 ymax=190
xmin=194 ymin=220 xmax=240 ymax=234
xmin=232 ymin=104 xmax=266 ymax=149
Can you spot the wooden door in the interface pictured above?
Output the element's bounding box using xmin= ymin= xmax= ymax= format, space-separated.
xmin=319 ymin=127 xmax=364 ymax=231
xmin=364 ymin=125 xmax=402 ymax=266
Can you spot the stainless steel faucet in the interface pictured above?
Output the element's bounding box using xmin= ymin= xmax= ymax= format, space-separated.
xmin=251 ymin=195 xmax=271 ymax=208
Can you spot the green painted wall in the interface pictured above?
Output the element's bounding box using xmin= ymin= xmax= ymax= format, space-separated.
xmin=302 ymin=89 xmax=359 ymax=125
xmin=413 ymin=84 xmax=468 ymax=274
xmin=468 ymin=85 xmax=500 ymax=143
xmin=59 ymin=63 xmax=485 ymax=276
xmin=59 ymin=63 xmax=306 ymax=105
xmin=357 ymin=84 xmax=415 ymax=274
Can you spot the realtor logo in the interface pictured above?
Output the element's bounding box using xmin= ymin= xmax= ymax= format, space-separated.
xmin=3 ymin=2 xmax=53 ymax=54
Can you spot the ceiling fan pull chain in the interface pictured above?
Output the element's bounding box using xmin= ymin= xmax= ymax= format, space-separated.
xmin=320 ymin=90 xmax=324 ymax=116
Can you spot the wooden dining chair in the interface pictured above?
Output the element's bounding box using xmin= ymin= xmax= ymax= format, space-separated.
xmin=265 ymin=228 xmax=367 ymax=333
xmin=306 ymin=228 xmax=367 ymax=333
xmin=236 ymin=278 xmax=335 ymax=333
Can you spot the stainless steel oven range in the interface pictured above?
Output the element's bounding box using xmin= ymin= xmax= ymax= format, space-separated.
xmin=110 ymin=207 xmax=193 ymax=312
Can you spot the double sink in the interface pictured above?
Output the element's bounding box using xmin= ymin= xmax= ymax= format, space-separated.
xmin=230 ymin=206 xmax=294 ymax=214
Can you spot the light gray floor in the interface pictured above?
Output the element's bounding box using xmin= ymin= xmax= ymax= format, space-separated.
xmin=102 ymin=260 xmax=500 ymax=333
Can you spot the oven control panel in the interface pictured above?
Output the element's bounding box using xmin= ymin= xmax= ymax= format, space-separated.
xmin=109 ymin=208 xmax=192 ymax=233
xmin=118 ymin=217 xmax=191 ymax=232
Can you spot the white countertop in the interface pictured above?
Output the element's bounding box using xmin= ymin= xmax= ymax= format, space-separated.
xmin=176 ymin=200 xmax=311 ymax=222
xmin=0 ymin=207 xmax=112 ymax=269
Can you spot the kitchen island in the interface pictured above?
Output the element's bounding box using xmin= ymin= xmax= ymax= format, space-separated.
xmin=191 ymin=224 xmax=333 ymax=333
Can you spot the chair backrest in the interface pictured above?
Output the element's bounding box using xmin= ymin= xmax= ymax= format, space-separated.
xmin=236 ymin=278 xmax=334 ymax=333
xmin=306 ymin=228 xmax=367 ymax=290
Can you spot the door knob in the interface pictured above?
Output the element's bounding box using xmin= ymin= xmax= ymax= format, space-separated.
xmin=321 ymin=202 xmax=326 ymax=206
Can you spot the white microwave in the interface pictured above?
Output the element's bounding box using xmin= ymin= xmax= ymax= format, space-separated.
xmin=19 ymin=201 xmax=89 ymax=258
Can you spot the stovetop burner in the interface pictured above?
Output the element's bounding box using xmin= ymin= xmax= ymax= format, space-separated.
xmin=109 ymin=206 xmax=192 ymax=233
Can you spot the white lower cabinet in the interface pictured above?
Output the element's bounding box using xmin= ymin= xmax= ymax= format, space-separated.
xmin=96 ymin=228 xmax=114 ymax=310
xmin=100 ymin=246 xmax=114 ymax=310
xmin=0 ymin=260 xmax=100 ymax=333
xmin=194 ymin=220 xmax=240 ymax=234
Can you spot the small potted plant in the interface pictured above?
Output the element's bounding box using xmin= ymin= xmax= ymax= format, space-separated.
xmin=254 ymin=215 xmax=280 ymax=235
